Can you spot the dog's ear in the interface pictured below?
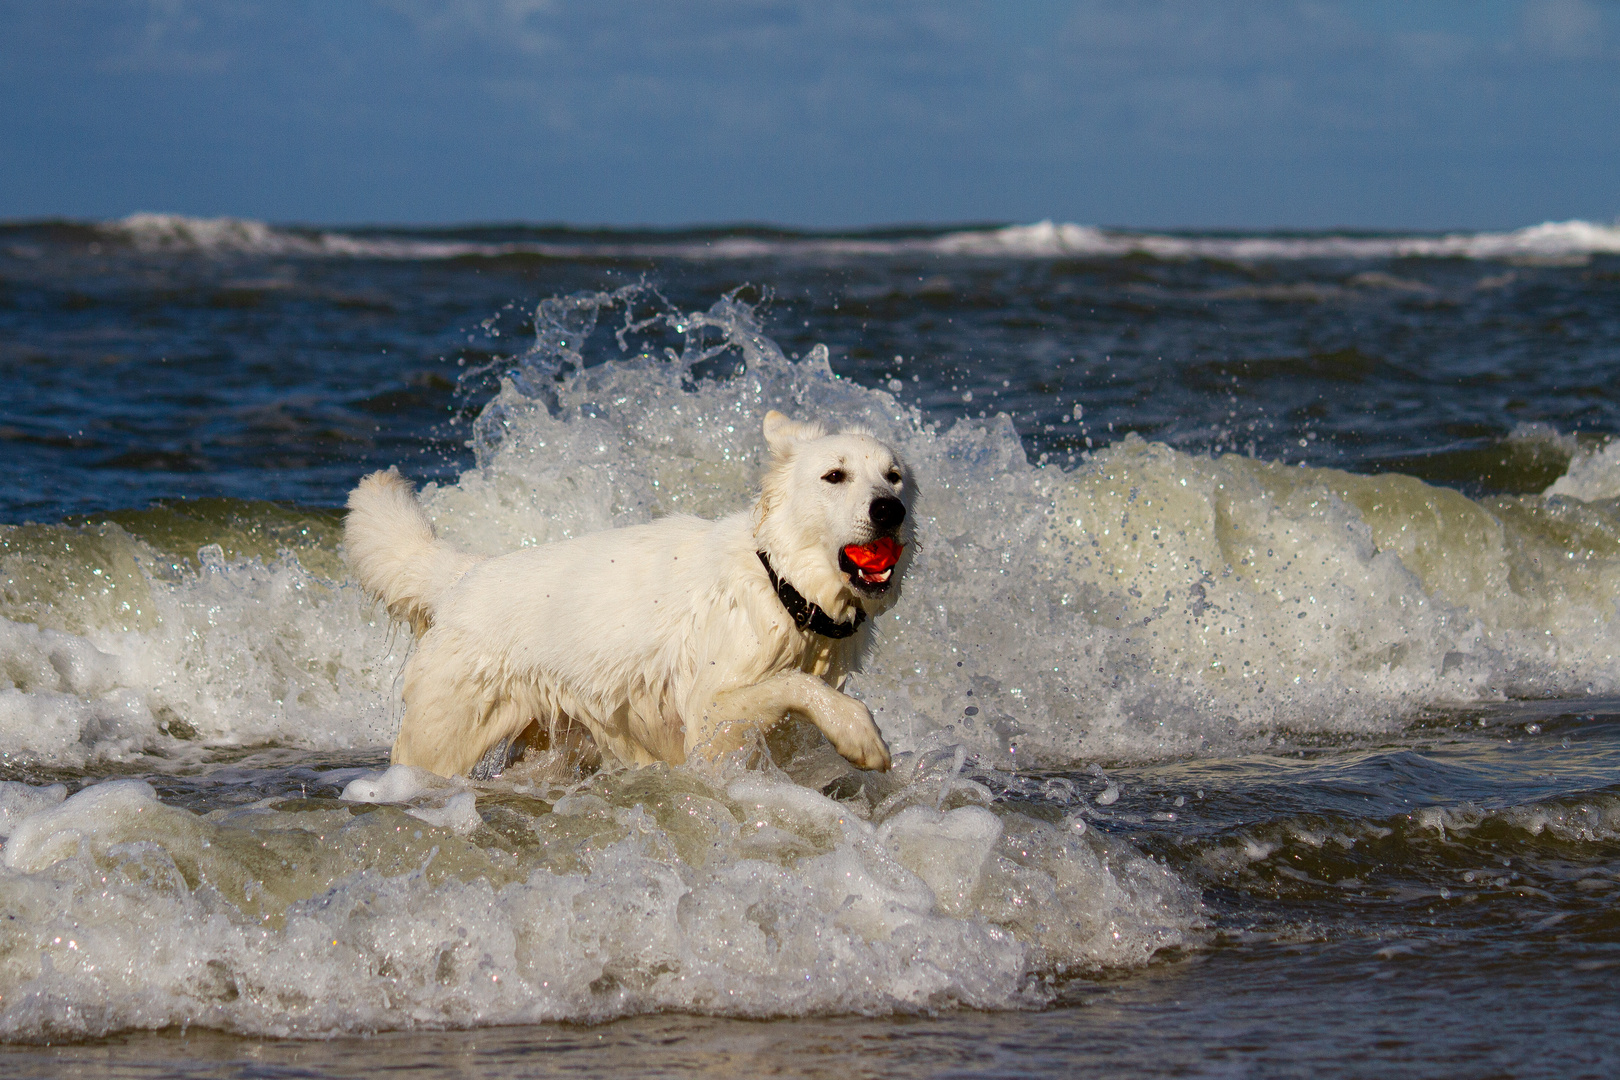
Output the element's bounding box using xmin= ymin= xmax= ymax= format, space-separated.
xmin=763 ymin=410 xmax=826 ymax=457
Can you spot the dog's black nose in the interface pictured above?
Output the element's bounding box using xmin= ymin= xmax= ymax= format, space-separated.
xmin=869 ymin=496 xmax=906 ymax=530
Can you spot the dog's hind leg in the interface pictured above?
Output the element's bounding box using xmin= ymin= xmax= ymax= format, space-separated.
xmin=697 ymin=671 xmax=891 ymax=771
xmin=395 ymin=640 xmax=536 ymax=777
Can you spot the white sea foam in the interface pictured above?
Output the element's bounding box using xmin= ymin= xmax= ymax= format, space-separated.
xmin=4 ymin=289 xmax=1620 ymax=769
xmin=106 ymin=214 xmax=512 ymax=260
xmin=415 ymin=290 xmax=1620 ymax=765
xmin=1544 ymin=437 xmax=1620 ymax=502
xmin=98 ymin=214 xmax=1620 ymax=263
xmin=1415 ymin=794 xmax=1620 ymax=843
xmin=930 ymin=219 xmax=1620 ymax=261
xmin=0 ymin=782 xmax=66 ymax=841
xmin=0 ymin=765 xmax=1197 ymax=1037
xmin=4 ymin=287 xmax=1619 ymax=1037
xmin=0 ymin=541 xmax=401 ymax=768
xmin=339 ymin=764 xmax=459 ymax=805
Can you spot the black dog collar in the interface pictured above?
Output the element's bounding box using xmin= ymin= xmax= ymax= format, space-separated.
xmin=757 ymin=551 xmax=866 ymax=639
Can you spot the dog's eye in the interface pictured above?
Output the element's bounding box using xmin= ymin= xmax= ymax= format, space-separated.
xmin=822 ymin=469 xmax=847 ymax=484
xmin=885 ymin=469 xmax=902 ymax=485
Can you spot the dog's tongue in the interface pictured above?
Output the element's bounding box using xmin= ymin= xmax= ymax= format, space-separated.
xmin=843 ymin=537 xmax=903 ymax=573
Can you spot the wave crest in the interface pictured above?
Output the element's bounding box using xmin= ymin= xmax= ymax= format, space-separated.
xmin=92 ymin=214 xmax=1620 ymax=263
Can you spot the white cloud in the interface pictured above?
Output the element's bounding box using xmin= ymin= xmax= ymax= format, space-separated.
xmin=380 ymin=0 xmax=561 ymax=56
xmin=1521 ymin=0 xmax=1608 ymax=57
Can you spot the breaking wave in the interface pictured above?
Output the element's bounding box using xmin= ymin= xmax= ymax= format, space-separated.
xmin=73 ymin=214 xmax=1620 ymax=263
xmin=3 ymin=286 xmax=1619 ymax=1037
xmin=5 ymin=287 xmax=1620 ymax=770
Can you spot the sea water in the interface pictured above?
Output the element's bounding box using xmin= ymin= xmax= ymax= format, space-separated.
xmin=1 ymin=217 xmax=1618 ymax=1076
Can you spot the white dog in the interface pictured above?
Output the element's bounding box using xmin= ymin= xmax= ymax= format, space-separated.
xmin=344 ymin=411 xmax=915 ymax=779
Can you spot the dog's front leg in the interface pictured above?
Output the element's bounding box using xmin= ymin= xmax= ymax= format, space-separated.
xmin=698 ymin=671 xmax=891 ymax=771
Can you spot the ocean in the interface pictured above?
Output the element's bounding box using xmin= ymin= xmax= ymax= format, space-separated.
xmin=1 ymin=214 xmax=1618 ymax=1077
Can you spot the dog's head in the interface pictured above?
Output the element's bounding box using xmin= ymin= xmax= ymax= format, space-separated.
xmin=752 ymin=410 xmax=917 ymax=622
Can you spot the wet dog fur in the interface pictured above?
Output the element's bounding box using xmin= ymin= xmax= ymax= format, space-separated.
xmin=344 ymin=411 xmax=915 ymax=778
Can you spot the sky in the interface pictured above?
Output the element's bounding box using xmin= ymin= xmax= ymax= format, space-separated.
xmin=2 ymin=0 xmax=1617 ymax=229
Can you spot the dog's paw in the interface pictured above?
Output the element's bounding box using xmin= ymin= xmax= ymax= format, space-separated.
xmin=844 ymin=733 xmax=892 ymax=772
xmin=827 ymin=712 xmax=892 ymax=772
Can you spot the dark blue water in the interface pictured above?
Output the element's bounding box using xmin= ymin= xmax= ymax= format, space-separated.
xmin=6 ymin=219 xmax=1619 ymax=522
xmin=2 ymin=216 xmax=1619 ymax=1077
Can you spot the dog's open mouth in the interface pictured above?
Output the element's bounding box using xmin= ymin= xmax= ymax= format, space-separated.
xmin=840 ymin=537 xmax=903 ymax=593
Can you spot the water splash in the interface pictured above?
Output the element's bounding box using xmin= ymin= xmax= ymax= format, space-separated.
xmin=2 ymin=288 xmax=1618 ymax=771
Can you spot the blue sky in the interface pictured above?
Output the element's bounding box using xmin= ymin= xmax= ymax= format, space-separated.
xmin=2 ymin=0 xmax=1617 ymax=229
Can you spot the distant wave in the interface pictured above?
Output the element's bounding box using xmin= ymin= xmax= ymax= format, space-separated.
xmin=77 ymin=212 xmax=1620 ymax=262
xmin=931 ymin=219 xmax=1620 ymax=261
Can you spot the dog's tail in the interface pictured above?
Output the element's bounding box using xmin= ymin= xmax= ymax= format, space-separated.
xmin=344 ymin=469 xmax=482 ymax=636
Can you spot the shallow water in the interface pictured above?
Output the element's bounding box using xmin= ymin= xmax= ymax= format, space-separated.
xmin=2 ymin=216 xmax=1619 ymax=1074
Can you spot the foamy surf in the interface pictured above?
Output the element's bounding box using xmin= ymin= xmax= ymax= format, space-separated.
xmin=90 ymin=213 xmax=1620 ymax=264
xmin=3 ymin=288 xmax=1620 ymax=769
xmin=930 ymin=219 xmax=1620 ymax=261
xmin=3 ymin=287 xmax=1620 ymax=1039
xmin=0 ymin=753 xmax=1197 ymax=1038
